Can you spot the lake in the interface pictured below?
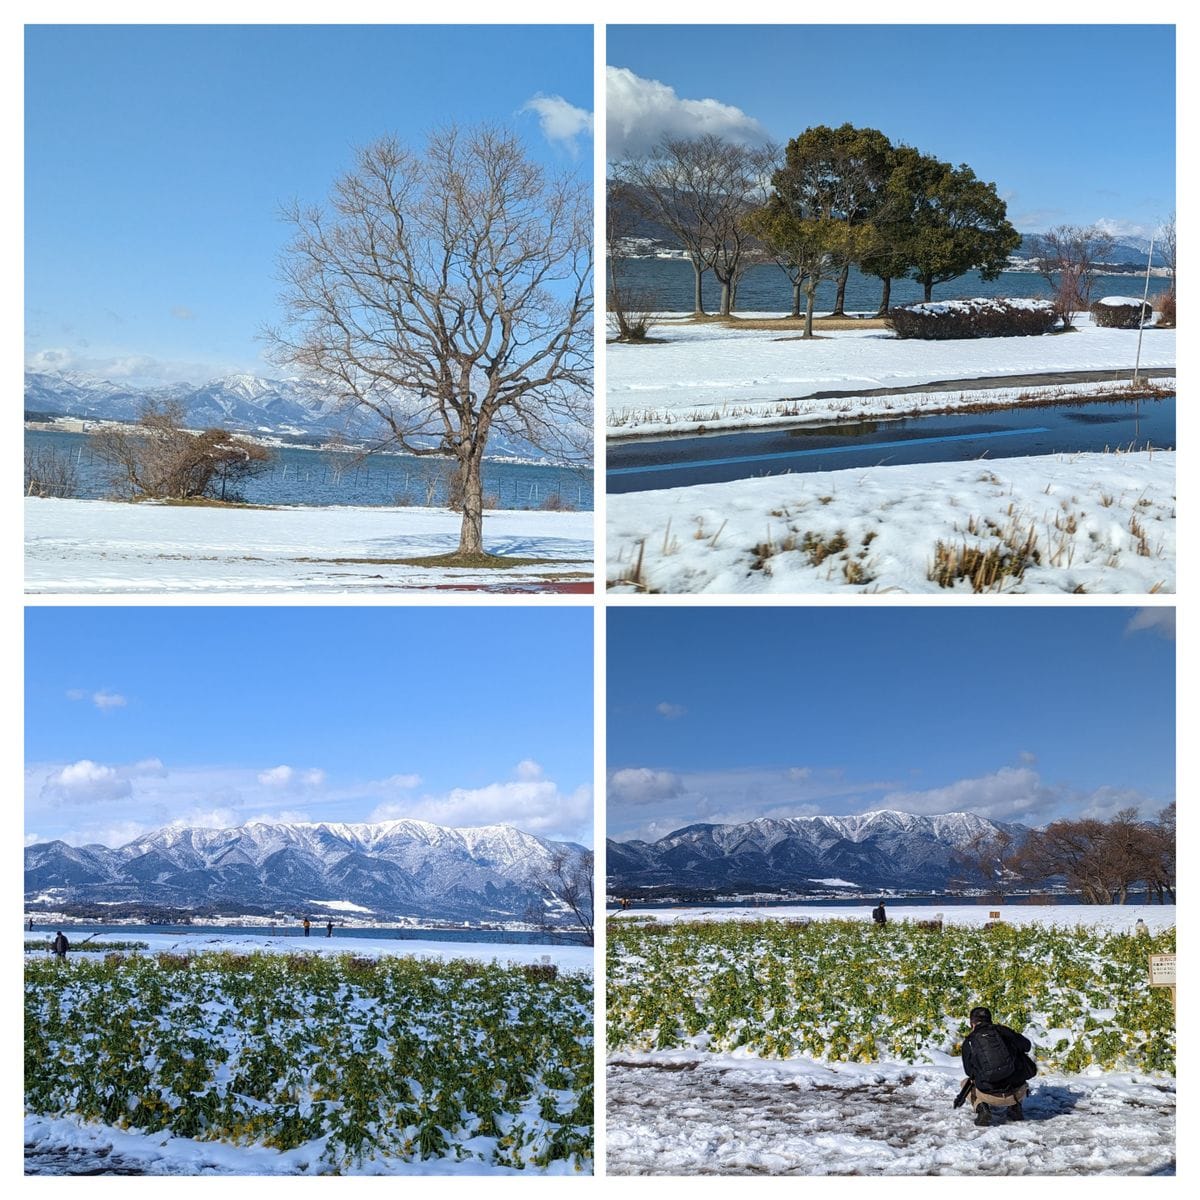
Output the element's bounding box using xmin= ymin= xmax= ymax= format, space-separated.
xmin=613 ymin=258 xmax=1171 ymax=317
xmin=24 ymin=429 xmax=594 ymax=511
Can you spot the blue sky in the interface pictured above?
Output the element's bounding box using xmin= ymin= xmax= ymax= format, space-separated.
xmin=607 ymin=606 xmax=1175 ymax=842
xmin=607 ymin=24 xmax=1174 ymax=236
xmin=25 ymin=25 xmax=594 ymax=386
xmin=25 ymin=607 xmax=594 ymax=848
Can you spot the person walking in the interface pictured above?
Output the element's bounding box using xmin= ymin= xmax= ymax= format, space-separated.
xmin=51 ymin=930 xmax=70 ymax=961
xmin=871 ymin=900 xmax=887 ymax=927
xmin=325 ymin=920 xmax=334 ymax=938
xmin=957 ymin=1006 xmax=1037 ymax=1126
xmin=27 ymin=916 xmax=34 ymax=932
xmin=303 ymin=916 xmax=311 ymax=937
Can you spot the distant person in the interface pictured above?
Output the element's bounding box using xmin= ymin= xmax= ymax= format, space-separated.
xmin=871 ymin=900 xmax=887 ymax=927
xmin=1135 ymin=917 xmax=1149 ymax=936
xmin=326 ymin=920 xmax=334 ymax=938
xmin=27 ymin=916 xmax=34 ymax=931
xmin=303 ymin=917 xmax=311 ymax=937
xmin=957 ymin=1006 xmax=1037 ymax=1126
xmin=51 ymin=930 xmax=70 ymax=960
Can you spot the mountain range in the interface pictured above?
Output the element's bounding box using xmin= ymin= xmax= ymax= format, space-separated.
xmin=607 ymin=810 xmax=1025 ymax=896
xmin=24 ymin=818 xmax=591 ymax=926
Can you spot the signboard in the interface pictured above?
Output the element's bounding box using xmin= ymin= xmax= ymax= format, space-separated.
xmin=988 ymin=911 xmax=1001 ymax=919
xmin=1149 ymin=954 xmax=1176 ymax=987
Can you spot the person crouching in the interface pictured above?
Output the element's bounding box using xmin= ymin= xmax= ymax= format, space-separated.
xmin=959 ymin=1005 xmax=1037 ymax=1126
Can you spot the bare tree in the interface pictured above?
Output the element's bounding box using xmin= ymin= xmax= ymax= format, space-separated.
xmin=91 ymin=401 xmax=272 ymax=501
xmin=532 ymin=847 xmax=594 ymax=945
xmin=1032 ymin=225 xmax=1116 ymax=329
xmin=25 ymin=444 xmax=80 ymax=498
xmin=613 ymin=135 xmax=775 ymax=317
xmin=268 ymin=126 xmax=592 ymax=560
xmin=953 ymin=827 xmax=1023 ymax=897
xmin=1159 ymin=213 xmax=1176 ymax=286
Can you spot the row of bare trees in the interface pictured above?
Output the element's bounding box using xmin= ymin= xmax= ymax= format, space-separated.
xmin=609 ymin=125 xmax=1021 ymax=337
xmin=954 ymin=804 xmax=1175 ymax=904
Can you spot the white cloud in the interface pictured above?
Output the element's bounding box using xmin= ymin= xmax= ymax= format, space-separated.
xmin=42 ymin=760 xmax=133 ymax=806
xmin=25 ymin=833 xmax=41 ymax=846
xmin=872 ymin=766 xmax=1052 ymax=823
xmin=374 ymin=772 xmax=423 ymax=790
xmin=655 ymin=701 xmax=685 ymax=719
xmin=25 ymin=347 xmax=250 ymax=387
xmin=608 ymin=767 xmax=684 ymax=804
xmin=242 ymin=809 xmax=312 ymax=826
xmin=257 ymin=765 xmax=325 ymax=789
xmin=65 ymin=689 xmax=86 ymax=701
xmin=606 ymin=66 xmax=769 ymax=160
xmin=522 ymin=94 xmax=593 ymax=154
xmin=1093 ymin=217 xmax=1154 ymax=241
xmin=1127 ymin=608 xmax=1175 ymax=640
xmin=369 ymin=771 xmax=591 ymax=840
xmin=91 ymin=690 xmax=127 ymax=712
xmin=788 ymin=767 xmax=812 ymax=781
xmin=515 ymin=759 xmax=544 ymax=781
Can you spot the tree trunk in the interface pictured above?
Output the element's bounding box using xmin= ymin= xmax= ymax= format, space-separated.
xmin=803 ymin=288 xmax=816 ymax=339
xmin=875 ymin=276 xmax=892 ymax=317
xmin=692 ymin=260 xmax=705 ymax=315
xmin=718 ymin=278 xmax=731 ymax=317
xmin=922 ymin=276 xmax=933 ymax=302
xmin=791 ymin=280 xmax=801 ymax=319
xmin=456 ymin=447 xmax=485 ymax=558
xmin=832 ymin=262 xmax=850 ymax=316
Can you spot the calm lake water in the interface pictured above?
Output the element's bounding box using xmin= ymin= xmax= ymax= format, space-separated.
xmin=25 ymin=429 xmax=594 ymax=511
xmin=614 ymin=259 xmax=1171 ymax=317
xmin=25 ymin=921 xmax=590 ymax=947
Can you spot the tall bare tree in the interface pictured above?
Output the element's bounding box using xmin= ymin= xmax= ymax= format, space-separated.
xmin=613 ymin=135 xmax=774 ymax=317
xmin=1032 ymin=225 xmax=1116 ymax=329
xmin=533 ymin=847 xmax=594 ymax=945
xmin=268 ymin=126 xmax=592 ymax=560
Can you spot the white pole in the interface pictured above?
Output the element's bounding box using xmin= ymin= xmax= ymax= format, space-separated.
xmin=1132 ymin=237 xmax=1155 ymax=385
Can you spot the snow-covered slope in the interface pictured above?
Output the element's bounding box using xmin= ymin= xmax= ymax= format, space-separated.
xmin=607 ymin=810 xmax=1024 ymax=893
xmin=25 ymin=818 xmax=590 ymax=924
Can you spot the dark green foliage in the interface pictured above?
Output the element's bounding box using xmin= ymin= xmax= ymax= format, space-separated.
xmin=889 ymin=298 xmax=1059 ymax=340
xmin=1091 ymin=299 xmax=1155 ymax=329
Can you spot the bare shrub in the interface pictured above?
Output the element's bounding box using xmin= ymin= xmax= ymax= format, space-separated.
xmin=1090 ymin=299 xmax=1154 ymax=329
xmin=24 ymin=444 xmax=80 ymax=498
xmin=889 ymin=298 xmax=1058 ymax=340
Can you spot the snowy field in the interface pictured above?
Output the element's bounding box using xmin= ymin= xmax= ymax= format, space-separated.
xmin=607 ymin=314 xmax=1176 ymax=435
xmin=24 ymin=498 xmax=594 ymax=593
xmin=606 ymin=907 xmax=1175 ymax=1175
xmin=26 ymin=941 xmax=594 ymax=1175
xmin=23 ymin=928 xmax=595 ymax=972
xmin=607 ymin=1055 xmax=1175 ymax=1176
xmin=609 ymin=903 xmax=1175 ymax=933
xmin=607 ymin=450 xmax=1175 ymax=594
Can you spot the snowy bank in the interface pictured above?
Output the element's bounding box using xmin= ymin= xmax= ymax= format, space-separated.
xmin=610 ymin=903 xmax=1175 ymax=933
xmin=23 ymin=928 xmax=594 ymax=973
xmin=607 ymin=450 xmax=1175 ymax=594
xmin=607 ymin=314 xmax=1175 ymax=434
xmin=607 ymin=1055 xmax=1174 ymax=1176
xmin=24 ymin=498 xmax=594 ymax=593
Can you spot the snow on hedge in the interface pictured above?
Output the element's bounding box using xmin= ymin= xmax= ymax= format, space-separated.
xmin=903 ymin=297 xmax=1056 ymax=316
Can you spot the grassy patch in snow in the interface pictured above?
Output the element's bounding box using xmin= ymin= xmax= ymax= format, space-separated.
xmin=26 ymin=951 xmax=593 ymax=1172
xmin=607 ymin=919 xmax=1175 ymax=1074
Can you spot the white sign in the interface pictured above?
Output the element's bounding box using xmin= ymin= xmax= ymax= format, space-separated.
xmin=1149 ymin=954 xmax=1176 ymax=987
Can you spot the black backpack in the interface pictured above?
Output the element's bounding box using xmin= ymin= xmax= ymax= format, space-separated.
xmin=971 ymin=1025 xmax=1016 ymax=1085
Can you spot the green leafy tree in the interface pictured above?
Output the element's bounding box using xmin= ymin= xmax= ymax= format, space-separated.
xmin=895 ymin=154 xmax=1020 ymax=301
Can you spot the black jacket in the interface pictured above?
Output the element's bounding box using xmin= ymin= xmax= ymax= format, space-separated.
xmin=52 ymin=934 xmax=69 ymax=955
xmin=962 ymin=1021 xmax=1032 ymax=1090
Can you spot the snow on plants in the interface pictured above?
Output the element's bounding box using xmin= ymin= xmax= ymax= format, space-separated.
xmin=606 ymin=919 xmax=1175 ymax=1075
xmin=26 ymin=951 xmax=593 ymax=1173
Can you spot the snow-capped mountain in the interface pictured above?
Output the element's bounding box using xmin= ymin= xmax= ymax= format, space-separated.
xmin=607 ymin=810 xmax=1026 ymax=895
xmin=24 ymin=369 xmax=368 ymax=439
xmin=25 ymin=818 xmax=591 ymax=925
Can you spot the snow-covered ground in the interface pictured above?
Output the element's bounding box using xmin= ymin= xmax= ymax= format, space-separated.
xmin=607 ymin=314 xmax=1175 ymax=434
xmin=24 ymin=499 xmax=593 ymax=593
xmin=606 ymin=1054 xmax=1175 ymax=1176
xmin=24 ymin=928 xmax=595 ymax=973
xmin=607 ymin=450 xmax=1175 ymax=594
xmin=609 ymin=903 xmax=1175 ymax=933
